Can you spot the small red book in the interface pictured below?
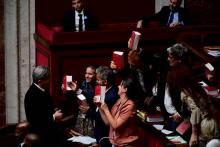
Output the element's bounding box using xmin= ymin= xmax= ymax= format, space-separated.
xmin=204 ymin=86 xmax=219 ymax=96
xmin=112 ymin=51 xmax=125 ymax=70
xmin=94 ymin=85 xmax=106 ymax=107
xmin=95 ymin=85 xmax=101 ymax=96
xmin=146 ymin=113 xmax=164 ymax=123
xmin=128 ymin=31 xmax=141 ymax=50
xmin=176 ymin=120 xmax=191 ymax=135
xmin=62 ymin=75 xmax=72 ymax=92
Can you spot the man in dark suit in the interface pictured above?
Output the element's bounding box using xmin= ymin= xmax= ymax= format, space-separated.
xmin=24 ymin=66 xmax=64 ymax=146
xmin=63 ymin=0 xmax=98 ymax=32
xmin=87 ymin=66 xmax=119 ymax=147
xmin=137 ymin=0 xmax=191 ymax=28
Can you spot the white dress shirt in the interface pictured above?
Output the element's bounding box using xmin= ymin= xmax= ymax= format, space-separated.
xmin=75 ymin=10 xmax=86 ymax=32
xmin=164 ymin=85 xmax=177 ymax=114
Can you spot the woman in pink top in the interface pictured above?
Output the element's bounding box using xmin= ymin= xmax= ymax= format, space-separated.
xmin=98 ymin=78 xmax=146 ymax=147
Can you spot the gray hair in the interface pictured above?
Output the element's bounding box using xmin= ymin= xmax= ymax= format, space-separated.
xmin=96 ymin=66 xmax=114 ymax=84
xmin=32 ymin=66 xmax=49 ymax=82
xmin=167 ymin=43 xmax=188 ymax=61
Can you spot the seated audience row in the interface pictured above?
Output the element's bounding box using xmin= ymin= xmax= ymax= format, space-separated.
xmin=62 ymin=0 xmax=192 ymax=32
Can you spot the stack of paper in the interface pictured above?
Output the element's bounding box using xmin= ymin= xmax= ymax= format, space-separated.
xmin=67 ymin=136 xmax=96 ymax=145
xmin=166 ymin=135 xmax=187 ymax=144
xmin=204 ymin=46 xmax=220 ymax=57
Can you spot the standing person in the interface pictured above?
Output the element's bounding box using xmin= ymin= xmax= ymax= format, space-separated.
xmin=163 ymin=43 xmax=190 ymax=132
xmin=68 ymin=65 xmax=97 ymax=137
xmin=62 ymin=0 xmax=98 ymax=32
xmin=93 ymin=66 xmax=119 ymax=147
xmin=167 ymin=63 xmax=220 ymax=147
xmin=110 ymin=48 xmax=155 ymax=111
xmin=24 ymin=66 xmax=64 ymax=146
xmin=137 ymin=0 xmax=191 ymax=28
xmin=99 ymin=78 xmax=146 ymax=147
xmin=165 ymin=44 xmax=220 ymax=146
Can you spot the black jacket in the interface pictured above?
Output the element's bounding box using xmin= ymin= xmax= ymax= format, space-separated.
xmin=62 ymin=9 xmax=98 ymax=32
xmin=143 ymin=6 xmax=191 ymax=27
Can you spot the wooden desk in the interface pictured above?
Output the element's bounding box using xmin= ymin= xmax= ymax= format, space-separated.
xmin=138 ymin=118 xmax=188 ymax=147
xmin=179 ymin=31 xmax=220 ymax=65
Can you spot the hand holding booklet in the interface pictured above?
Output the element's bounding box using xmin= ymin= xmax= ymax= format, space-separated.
xmin=112 ymin=51 xmax=124 ymax=70
xmin=63 ymin=75 xmax=73 ymax=92
xmin=128 ymin=31 xmax=141 ymax=50
xmin=94 ymin=85 xmax=106 ymax=109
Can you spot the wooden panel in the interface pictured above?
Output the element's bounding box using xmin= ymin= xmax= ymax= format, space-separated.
xmin=36 ymin=0 xmax=154 ymax=26
xmin=35 ymin=23 xmax=220 ymax=106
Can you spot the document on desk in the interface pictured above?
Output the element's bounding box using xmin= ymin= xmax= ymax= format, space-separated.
xmin=161 ymin=129 xmax=173 ymax=135
xmin=67 ymin=136 xmax=96 ymax=145
xmin=153 ymin=124 xmax=164 ymax=130
xmin=166 ymin=135 xmax=187 ymax=144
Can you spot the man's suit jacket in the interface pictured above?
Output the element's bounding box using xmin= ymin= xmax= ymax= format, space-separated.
xmin=24 ymin=83 xmax=56 ymax=143
xmin=62 ymin=9 xmax=98 ymax=32
xmin=143 ymin=6 xmax=191 ymax=27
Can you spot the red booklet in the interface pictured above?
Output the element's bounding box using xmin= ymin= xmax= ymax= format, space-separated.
xmin=112 ymin=51 xmax=124 ymax=70
xmin=204 ymin=86 xmax=219 ymax=96
xmin=176 ymin=120 xmax=191 ymax=135
xmin=128 ymin=31 xmax=141 ymax=50
xmin=95 ymin=85 xmax=101 ymax=96
xmin=94 ymin=85 xmax=106 ymax=107
xmin=146 ymin=113 xmax=164 ymax=123
xmin=62 ymin=75 xmax=72 ymax=92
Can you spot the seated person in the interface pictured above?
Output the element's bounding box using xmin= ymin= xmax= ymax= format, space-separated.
xmin=24 ymin=66 xmax=64 ymax=146
xmin=13 ymin=121 xmax=31 ymax=147
xmin=68 ymin=65 xmax=97 ymax=137
xmin=111 ymin=48 xmax=155 ymax=111
xmin=68 ymin=66 xmax=118 ymax=147
xmin=62 ymin=0 xmax=98 ymax=32
xmin=166 ymin=44 xmax=220 ymax=146
xmin=22 ymin=133 xmax=41 ymax=147
xmin=92 ymin=66 xmax=119 ymax=147
xmin=137 ymin=0 xmax=191 ymax=28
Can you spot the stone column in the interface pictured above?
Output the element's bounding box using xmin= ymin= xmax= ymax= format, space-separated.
xmin=4 ymin=0 xmax=35 ymax=123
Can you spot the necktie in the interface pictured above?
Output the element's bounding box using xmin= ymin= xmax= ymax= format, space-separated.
xmin=78 ymin=14 xmax=83 ymax=32
xmin=167 ymin=11 xmax=174 ymax=26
